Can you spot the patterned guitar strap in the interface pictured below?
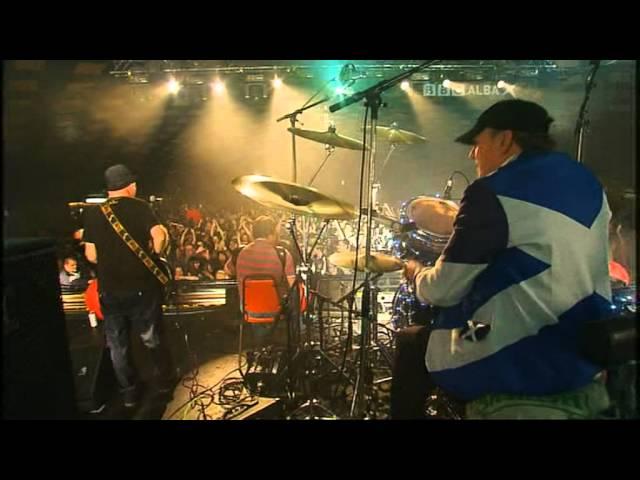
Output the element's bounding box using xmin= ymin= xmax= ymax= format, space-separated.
xmin=100 ymin=200 xmax=169 ymax=285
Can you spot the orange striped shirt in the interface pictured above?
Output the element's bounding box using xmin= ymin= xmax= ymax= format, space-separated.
xmin=236 ymin=239 xmax=295 ymax=301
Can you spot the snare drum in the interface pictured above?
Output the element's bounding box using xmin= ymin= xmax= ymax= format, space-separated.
xmin=392 ymin=195 xmax=459 ymax=265
xmin=390 ymin=281 xmax=439 ymax=330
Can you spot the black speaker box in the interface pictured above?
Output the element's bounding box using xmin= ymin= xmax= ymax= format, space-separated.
xmin=3 ymin=238 xmax=77 ymax=419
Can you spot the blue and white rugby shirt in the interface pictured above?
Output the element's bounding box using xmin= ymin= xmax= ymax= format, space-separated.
xmin=415 ymin=151 xmax=613 ymax=400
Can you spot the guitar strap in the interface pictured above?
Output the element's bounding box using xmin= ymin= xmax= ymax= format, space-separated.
xmin=100 ymin=200 xmax=169 ymax=285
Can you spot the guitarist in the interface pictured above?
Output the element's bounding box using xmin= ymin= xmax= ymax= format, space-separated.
xmin=83 ymin=164 xmax=175 ymax=409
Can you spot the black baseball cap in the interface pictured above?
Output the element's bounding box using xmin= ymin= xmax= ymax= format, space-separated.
xmin=455 ymin=99 xmax=554 ymax=145
xmin=104 ymin=164 xmax=137 ymax=191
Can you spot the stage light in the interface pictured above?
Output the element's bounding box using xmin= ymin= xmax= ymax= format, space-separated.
xmin=441 ymin=79 xmax=465 ymax=94
xmin=272 ymin=75 xmax=283 ymax=88
xmin=211 ymin=79 xmax=225 ymax=94
xmin=400 ymin=80 xmax=410 ymax=91
xmin=167 ymin=78 xmax=181 ymax=94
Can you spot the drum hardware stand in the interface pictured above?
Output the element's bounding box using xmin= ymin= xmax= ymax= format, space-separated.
xmin=341 ymin=272 xmax=395 ymax=396
xmin=333 ymin=221 xmax=352 ymax=251
xmin=285 ymin=215 xmax=348 ymax=419
xmin=277 ymin=73 xmax=343 ymax=182
xmin=309 ymin=278 xmax=357 ymax=352
xmin=369 ymin=276 xmax=395 ymax=370
xmin=308 ymin=144 xmax=336 ymax=187
xmin=328 ymin=270 xmax=381 ymax=401
xmin=309 ymin=288 xmax=364 ymax=413
xmin=278 ymin=98 xmax=327 ymax=183
xmin=372 ymin=182 xmax=381 ymax=212
xmin=329 ymin=60 xmax=439 ymax=418
xmin=309 ymin=289 xmax=349 ymax=355
xmin=382 ymin=141 xmax=397 ymax=170
xmin=575 ymin=60 xmax=600 ymax=164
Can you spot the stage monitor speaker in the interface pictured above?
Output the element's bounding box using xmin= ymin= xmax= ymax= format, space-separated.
xmin=3 ymin=238 xmax=77 ymax=419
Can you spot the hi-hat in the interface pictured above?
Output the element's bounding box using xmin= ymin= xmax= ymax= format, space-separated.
xmin=232 ymin=175 xmax=356 ymax=220
xmin=367 ymin=125 xmax=427 ymax=144
xmin=329 ymin=250 xmax=404 ymax=273
xmin=288 ymin=127 xmax=367 ymax=150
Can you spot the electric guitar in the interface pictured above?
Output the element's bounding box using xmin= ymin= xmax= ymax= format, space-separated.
xmin=151 ymin=234 xmax=174 ymax=301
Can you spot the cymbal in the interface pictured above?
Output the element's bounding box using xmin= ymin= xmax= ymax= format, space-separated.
xmin=367 ymin=125 xmax=427 ymax=144
xmin=288 ymin=127 xmax=367 ymax=150
xmin=329 ymin=250 xmax=404 ymax=273
xmin=232 ymin=175 xmax=356 ymax=220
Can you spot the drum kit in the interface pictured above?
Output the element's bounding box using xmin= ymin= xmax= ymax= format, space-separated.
xmin=232 ymin=109 xmax=458 ymax=418
xmin=232 ymin=61 xmax=445 ymax=418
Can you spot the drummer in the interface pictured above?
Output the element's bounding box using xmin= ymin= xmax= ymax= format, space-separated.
xmin=391 ymin=100 xmax=615 ymax=419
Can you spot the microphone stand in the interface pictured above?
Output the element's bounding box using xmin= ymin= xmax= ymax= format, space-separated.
xmin=277 ymin=97 xmax=330 ymax=183
xmin=575 ymin=60 xmax=601 ymax=164
xmin=329 ymin=60 xmax=439 ymax=418
xmin=277 ymin=81 xmax=342 ymax=284
xmin=277 ymin=64 xmax=364 ymax=182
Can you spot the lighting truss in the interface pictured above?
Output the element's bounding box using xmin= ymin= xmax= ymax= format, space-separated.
xmin=109 ymin=60 xmax=566 ymax=87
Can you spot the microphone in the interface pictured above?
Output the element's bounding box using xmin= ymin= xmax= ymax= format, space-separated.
xmin=443 ymin=177 xmax=454 ymax=200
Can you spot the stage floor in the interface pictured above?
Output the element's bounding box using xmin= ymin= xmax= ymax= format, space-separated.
xmin=68 ymin=305 xmax=394 ymax=420
xmin=69 ymin=306 xmax=246 ymax=420
xmin=162 ymin=353 xmax=281 ymax=420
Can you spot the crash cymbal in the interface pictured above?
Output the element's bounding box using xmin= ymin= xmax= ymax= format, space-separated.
xmin=288 ymin=127 xmax=367 ymax=150
xmin=329 ymin=250 xmax=404 ymax=273
xmin=232 ymin=175 xmax=356 ymax=220
xmin=367 ymin=124 xmax=427 ymax=144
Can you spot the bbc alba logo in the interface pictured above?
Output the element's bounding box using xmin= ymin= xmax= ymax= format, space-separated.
xmin=423 ymin=83 xmax=508 ymax=97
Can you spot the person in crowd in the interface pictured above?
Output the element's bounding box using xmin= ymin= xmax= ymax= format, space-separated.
xmin=59 ymin=255 xmax=88 ymax=290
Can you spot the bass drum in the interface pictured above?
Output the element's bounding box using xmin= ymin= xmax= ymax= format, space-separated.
xmin=392 ymin=195 xmax=459 ymax=266
xmin=390 ymin=281 xmax=439 ymax=330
